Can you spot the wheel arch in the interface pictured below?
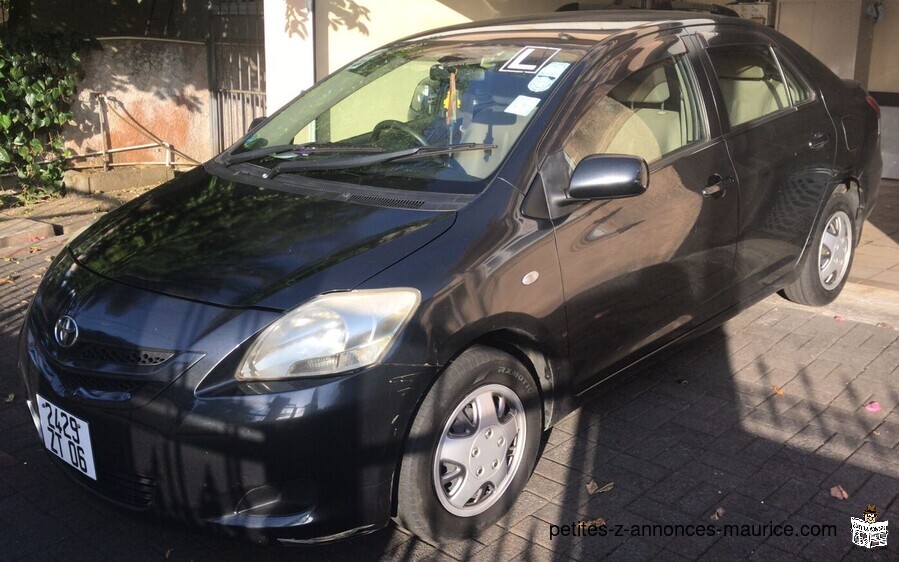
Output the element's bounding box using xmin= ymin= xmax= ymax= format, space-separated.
xmin=471 ymin=329 xmax=558 ymax=431
xmin=389 ymin=328 xmax=561 ymax=517
xmin=796 ymin=175 xmax=861 ymax=267
xmin=840 ymin=176 xmax=863 ymax=235
xmin=827 ymin=174 xmax=865 ymax=240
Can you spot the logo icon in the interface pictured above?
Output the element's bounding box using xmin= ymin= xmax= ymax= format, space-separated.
xmin=851 ymin=504 xmax=889 ymax=549
xmin=54 ymin=315 xmax=79 ymax=348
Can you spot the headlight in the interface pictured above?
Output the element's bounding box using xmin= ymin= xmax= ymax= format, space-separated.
xmin=237 ymin=288 xmax=420 ymax=381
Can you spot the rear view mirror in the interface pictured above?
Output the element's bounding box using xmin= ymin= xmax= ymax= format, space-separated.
xmin=568 ymin=154 xmax=649 ymax=200
xmin=430 ymin=64 xmax=450 ymax=81
xmin=409 ymin=78 xmax=439 ymax=120
xmin=471 ymin=108 xmax=518 ymax=126
xmin=247 ymin=116 xmax=267 ymax=133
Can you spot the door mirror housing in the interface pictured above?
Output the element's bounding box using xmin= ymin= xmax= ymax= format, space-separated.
xmin=568 ymin=154 xmax=649 ymax=200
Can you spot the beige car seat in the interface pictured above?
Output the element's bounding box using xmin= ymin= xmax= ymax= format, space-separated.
xmin=633 ymin=82 xmax=682 ymax=156
xmin=565 ymin=96 xmax=662 ymax=166
xmin=715 ymin=56 xmax=789 ymax=126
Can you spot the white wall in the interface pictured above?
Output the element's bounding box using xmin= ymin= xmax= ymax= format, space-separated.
xmin=264 ymin=0 xmax=316 ymax=112
xmin=869 ymin=0 xmax=899 ymax=93
xmin=264 ymin=0 xmax=565 ymax=113
xmin=313 ymin=0 xmax=565 ymax=78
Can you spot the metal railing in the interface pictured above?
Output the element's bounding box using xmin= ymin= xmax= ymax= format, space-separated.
xmin=208 ymin=0 xmax=266 ymax=153
xmin=66 ymin=93 xmax=201 ymax=170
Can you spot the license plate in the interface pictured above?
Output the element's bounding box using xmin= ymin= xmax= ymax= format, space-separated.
xmin=36 ymin=394 xmax=97 ymax=480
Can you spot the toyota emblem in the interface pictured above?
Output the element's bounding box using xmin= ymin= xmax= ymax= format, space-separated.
xmin=54 ymin=315 xmax=79 ymax=348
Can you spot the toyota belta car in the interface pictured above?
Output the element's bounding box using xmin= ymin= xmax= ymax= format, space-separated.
xmin=18 ymin=11 xmax=881 ymax=545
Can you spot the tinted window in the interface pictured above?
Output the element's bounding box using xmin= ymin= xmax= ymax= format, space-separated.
xmin=563 ymin=55 xmax=705 ymax=166
xmin=707 ymin=45 xmax=790 ymax=127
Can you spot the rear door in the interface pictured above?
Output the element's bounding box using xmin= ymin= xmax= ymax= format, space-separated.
xmin=545 ymin=34 xmax=739 ymax=393
xmin=694 ymin=30 xmax=838 ymax=302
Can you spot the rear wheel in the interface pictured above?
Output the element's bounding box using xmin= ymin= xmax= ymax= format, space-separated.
xmin=395 ymin=346 xmax=542 ymax=543
xmin=783 ymin=191 xmax=856 ymax=306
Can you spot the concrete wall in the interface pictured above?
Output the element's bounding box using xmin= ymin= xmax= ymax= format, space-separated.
xmin=686 ymin=0 xmax=899 ymax=92
xmin=64 ymin=38 xmax=212 ymax=167
xmin=869 ymin=0 xmax=899 ymax=93
xmin=883 ymin=107 xmax=899 ymax=178
xmin=867 ymin=2 xmax=899 ymax=178
xmin=777 ymin=0 xmax=874 ymax=85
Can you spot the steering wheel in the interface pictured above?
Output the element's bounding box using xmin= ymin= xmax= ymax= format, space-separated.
xmin=371 ymin=119 xmax=429 ymax=147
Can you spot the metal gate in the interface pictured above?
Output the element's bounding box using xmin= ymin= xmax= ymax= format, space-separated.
xmin=208 ymin=0 xmax=266 ymax=153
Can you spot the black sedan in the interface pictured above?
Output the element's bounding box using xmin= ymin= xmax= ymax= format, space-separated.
xmin=18 ymin=11 xmax=881 ymax=545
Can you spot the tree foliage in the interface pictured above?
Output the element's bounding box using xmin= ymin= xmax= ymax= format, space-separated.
xmin=0 ymin=30 xmax=83 ymax=202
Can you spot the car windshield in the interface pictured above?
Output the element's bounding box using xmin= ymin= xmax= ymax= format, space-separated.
xmin=226 ymin=40 xmax=587 ymax=194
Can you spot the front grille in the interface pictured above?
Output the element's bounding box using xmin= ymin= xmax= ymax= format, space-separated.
xmin=93 ymin=469 xmax=157 ymax=509
xmin=50 ymin=453 xmax=158 ymax=510
xmin=57 ymin=371 xmax=143 ymax=394
xmin=63 ymin=344 xmax=174 ymax=366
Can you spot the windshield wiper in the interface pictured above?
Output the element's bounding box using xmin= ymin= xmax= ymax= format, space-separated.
xmin=263 ymin=143 xmax=498 ymax=178
xmin=393 ymin=143 xmax=498 ymax=161
xmin=222 ymin=143 xmax=385 ymax=165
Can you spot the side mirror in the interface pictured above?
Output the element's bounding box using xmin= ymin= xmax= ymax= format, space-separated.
xmin=568 ymin=154 xmax=649 ymax=200
xmin=247 ymin=116 xmax=267 ymax=133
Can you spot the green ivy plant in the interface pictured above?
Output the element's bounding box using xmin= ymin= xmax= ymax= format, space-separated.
xmin=0 ymin=30 xmax=83 ymax=205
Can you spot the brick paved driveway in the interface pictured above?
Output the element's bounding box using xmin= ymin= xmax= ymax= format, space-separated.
xmin=1 ymin=235 xmax=898 ymax=561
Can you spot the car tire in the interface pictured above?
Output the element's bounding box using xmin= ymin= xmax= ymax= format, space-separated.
xmin=783 ymin=191 xmax=857 ymax=307
xmin=395 ymin=345 xmax=542 ymax=544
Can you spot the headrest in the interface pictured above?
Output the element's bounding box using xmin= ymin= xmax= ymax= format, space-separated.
xmin=715 ymin=58 xmax=765 ymax=80
xmin=642 ymin=82 xmax=670 ymax=104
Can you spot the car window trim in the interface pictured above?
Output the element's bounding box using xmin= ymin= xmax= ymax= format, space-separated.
xmin=770 ymin=46 xmax=819 ymax=110
xmin=645 ymin=53 xmax=720 ymax=172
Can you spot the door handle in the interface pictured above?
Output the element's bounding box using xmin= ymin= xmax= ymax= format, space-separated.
xmin=809 ymin=132 xmax=830 ymax=149
xmin=702 ymin=174 xmax=732 ymax=198
xmin=702 ymin=184 xmax=723 ymax=197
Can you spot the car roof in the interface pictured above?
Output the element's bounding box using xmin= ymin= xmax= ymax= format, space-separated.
xmin=408 ymin=9 xmax=757 ymax=43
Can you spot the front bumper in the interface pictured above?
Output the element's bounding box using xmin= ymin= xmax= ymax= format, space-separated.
xmin=18 ymin=302 xmax=438 ymax=543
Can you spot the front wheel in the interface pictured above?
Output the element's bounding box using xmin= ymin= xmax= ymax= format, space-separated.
xmin=783 ymin=191 xmax=857 ymax=306
xmin=395 ymin=346 xmax=542 ymax=543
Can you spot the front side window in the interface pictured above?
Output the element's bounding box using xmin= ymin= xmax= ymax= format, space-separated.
xmin=707 ymin=45 xmax=792 ymax=127
xmin=563 ymin=55 xmax=706 ymax=168
xmin=227 ymin=42 xmax=588 ymax=194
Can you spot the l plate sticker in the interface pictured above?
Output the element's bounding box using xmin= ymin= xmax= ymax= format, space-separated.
xmin=500 ymin=46 xmax=562 ymax=74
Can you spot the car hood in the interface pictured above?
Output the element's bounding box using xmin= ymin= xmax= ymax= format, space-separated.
xmin=69 ymin=168 xmax=455 ymax=310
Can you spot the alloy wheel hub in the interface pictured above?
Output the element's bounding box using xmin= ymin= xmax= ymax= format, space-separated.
xmin=818 ymin=210 xmax=852 ymax=290
xmin=433 ymin=384 xmax=526 ymax=517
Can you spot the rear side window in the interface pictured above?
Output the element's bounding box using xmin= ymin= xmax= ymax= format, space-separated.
xmin=563 ymin=55 xmax=706 ymax=166
xmin=707 ymin=45 xmax=791 ymax=127
xmin=774 ymin=50 xmax=814 ymax=105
